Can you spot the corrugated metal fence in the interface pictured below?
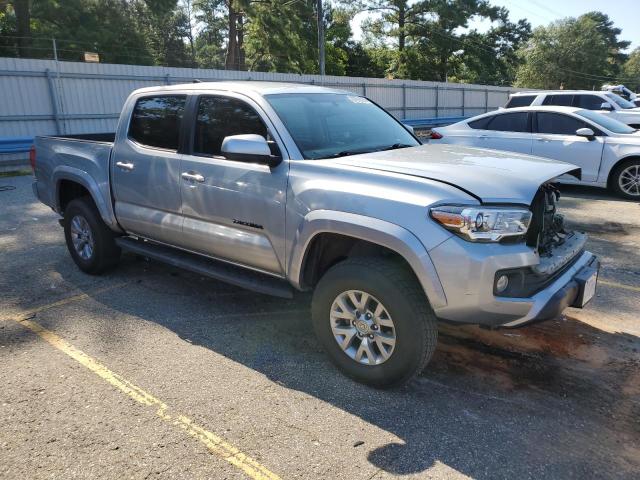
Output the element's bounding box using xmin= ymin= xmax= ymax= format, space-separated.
xmin=0 ymin=57 xmax=517 ymax=164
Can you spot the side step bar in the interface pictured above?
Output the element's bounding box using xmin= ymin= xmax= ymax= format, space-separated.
xmin=115 ymin=237 xmax=294 ymax=299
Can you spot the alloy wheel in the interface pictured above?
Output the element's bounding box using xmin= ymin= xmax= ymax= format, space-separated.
xmin=329 ymin=290 xmax=397 ymax=365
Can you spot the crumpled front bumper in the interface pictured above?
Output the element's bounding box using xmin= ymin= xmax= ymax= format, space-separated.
xmin=499 ymin=252 xmax=598 ymax=327
xmin=429 ymin=234 xmax=598 ymax=328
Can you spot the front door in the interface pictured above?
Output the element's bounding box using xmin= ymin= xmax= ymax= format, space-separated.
xmin=111 ymin=94 xmax=187 ymax=245
xmin=532 ymin=112 xmax=604 ymax=182
xmin=179 ymin=94 xmax=288 ymax=275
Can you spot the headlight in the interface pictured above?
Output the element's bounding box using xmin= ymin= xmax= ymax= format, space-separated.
xmin=430 ymin=205 xmax=532 ymax=242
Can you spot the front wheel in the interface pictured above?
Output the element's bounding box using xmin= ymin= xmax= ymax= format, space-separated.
xmin=311 ymin=257 xmax=438 ymax=388
xmin=64 ymin=197 xmax=121 ymax=274
xmin=610 ymin=159 xmax=640 ymax=200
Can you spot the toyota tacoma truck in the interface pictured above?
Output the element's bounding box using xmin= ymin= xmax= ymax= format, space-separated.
xmin=31 ymin=82 xmax=599 ymax=388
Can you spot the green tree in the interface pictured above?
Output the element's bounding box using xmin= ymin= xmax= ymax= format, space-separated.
xmin=134 ymin=0 xmax=192 ymax=67
xmin=453 ymin=16 xmax=531 ymax=85
xmin=193 ymin=0 xmax=227 ymax=68
xmin=515 ymin=16 xmax=610 ymax=90
xmin=244 ymin=0 xmax=317 ymax=73
xmin=357 ymin=0 xmax=511 ymax=81
xmin=622 ymin=48 xmax=640 ymax=92
xmin=581 ymin=11 xmax=630 ymax=78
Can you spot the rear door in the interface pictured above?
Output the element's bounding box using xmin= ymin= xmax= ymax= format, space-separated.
xmin=532 ymin=112 xmax=604 ymax=182
xmin=178 ymin=93 xmax=288 ymax=275
xmin=111 ymin=94 xmax=187 ymax=244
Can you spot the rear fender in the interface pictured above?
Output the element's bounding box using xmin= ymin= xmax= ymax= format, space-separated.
xmin=53 ymin=166 xmax=120 ymax=231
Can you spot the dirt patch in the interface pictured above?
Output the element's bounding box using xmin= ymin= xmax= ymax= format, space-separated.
xmin=430 ymin=317 xmax=640 ymax=438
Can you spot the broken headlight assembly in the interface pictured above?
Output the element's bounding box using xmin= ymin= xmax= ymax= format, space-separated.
xmin=430 ymin=205 xmax=532 ymax=242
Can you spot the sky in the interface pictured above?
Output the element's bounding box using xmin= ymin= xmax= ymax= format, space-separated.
xmin=351 ymin=0 xmax=640 ymax=52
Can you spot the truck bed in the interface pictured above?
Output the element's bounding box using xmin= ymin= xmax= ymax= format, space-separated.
xmin=33 ymin=133 xmax=117 ymax=227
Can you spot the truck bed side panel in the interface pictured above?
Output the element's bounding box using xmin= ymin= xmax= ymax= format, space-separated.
xmin=33 ymin=136 xmax=120 ymax=230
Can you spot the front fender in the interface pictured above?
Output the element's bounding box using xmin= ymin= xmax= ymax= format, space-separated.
xmin=288 ymin=210 xmax=447 ymax=309
xmin=53 ymin=166 xmax=120 ymax=231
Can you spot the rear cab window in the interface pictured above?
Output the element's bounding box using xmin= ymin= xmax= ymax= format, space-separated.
xmin=505 ymin=95 xmax=535 ymax=108
xmin=128 ymin=95 xmax=187 ymax=150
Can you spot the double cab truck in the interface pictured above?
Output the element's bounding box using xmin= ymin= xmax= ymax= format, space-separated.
xmin=32 ymin=82 xmax=599 ymax=387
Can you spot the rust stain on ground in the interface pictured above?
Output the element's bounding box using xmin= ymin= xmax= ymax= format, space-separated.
xmin=429 ymin=316 xmax=640 ymax=441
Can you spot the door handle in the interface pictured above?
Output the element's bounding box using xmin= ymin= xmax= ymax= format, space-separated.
xmin=181 ymin=172 xmax=205 ymax=183
xmin=535 ymin=137 xmax=549 ymax=142
xmin=115 ymin=161 xmax=135 ymax=171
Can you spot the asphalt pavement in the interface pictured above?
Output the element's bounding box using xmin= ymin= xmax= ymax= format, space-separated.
xmin=1 ymin=174 xmax=638 ymax=479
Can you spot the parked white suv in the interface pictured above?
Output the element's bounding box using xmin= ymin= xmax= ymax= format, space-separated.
xmin=505 ymin=90 xmax=640 ymax=128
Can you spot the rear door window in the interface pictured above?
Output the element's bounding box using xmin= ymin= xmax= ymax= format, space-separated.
xmin=505 ymin=95 xmax=535 ymax=108
xmin=535 ymin=112 xmax=587 ymax=135
xmin=193 ymin=96 xmax=268 ymax=156
xmin=485 ymin=112 xmax=529 ymax=132
xmin=468 ymin=116 xmax=492 ymax=129
xmin=542 ymin=94 xmax=574 ymax=107
xmin=128 ymin=95 xmax=186 ymax=150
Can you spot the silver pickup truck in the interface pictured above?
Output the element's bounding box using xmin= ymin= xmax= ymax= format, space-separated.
xmin=32 ymin=82 xmax=599 ymax=387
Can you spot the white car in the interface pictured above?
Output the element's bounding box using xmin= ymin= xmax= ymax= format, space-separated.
xmin=505 ymin=90 xmax=640 ymax=128
xmin=430 ymin=106 xmax=640 ymax=199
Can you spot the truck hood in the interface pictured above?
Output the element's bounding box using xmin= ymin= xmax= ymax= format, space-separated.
xmin=330 ymin=144 xmax=580 ymax=204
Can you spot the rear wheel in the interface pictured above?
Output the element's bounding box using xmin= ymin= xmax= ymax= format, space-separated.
xmin=610 ymin=159 xmax=640 ymax=200
xmin=311 ymin=257 xmax=438 ymax=388
xmin=64 ymin=197 xmax=121 ymax=274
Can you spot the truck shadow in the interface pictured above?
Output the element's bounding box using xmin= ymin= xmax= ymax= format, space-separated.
xmin=51 ymin=254 xmax=640 ymax=479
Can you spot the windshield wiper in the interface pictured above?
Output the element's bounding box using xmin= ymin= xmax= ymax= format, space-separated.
xmin=319 ymin=143 xmax=415 ymax=160
xmin=321 ymin=150 xmax=370 ymax=159
xmin=380 ymin=143 xmax=414 ymax=151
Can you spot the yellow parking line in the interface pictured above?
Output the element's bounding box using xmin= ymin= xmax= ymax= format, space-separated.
xmin=13 ymin=317 xmax=282 ymax=480
xmin=599 ymin=279 xmax=640 ymax=293
xmin=0 ymin=282 xmax=129 ymax=322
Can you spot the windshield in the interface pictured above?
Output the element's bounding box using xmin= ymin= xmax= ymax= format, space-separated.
xmin=605 ymin=93 xmax=636 ymax=109
xmin=265 ymin=93 xmax=419 ymax=159
xmin=576 ymin=109 xmax=637 ymax=134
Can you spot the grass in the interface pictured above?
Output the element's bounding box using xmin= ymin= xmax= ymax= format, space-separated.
xmin=0 ymin=169 xmax=32 ymax=178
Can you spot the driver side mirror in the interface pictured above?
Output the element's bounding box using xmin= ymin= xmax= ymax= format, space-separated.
xmin=600 ymin=102 xmax=613 ymax=111
xmin=576 ymin=127 xmax=595 ymax=140
xmin=221 ymin=134 xmax=282 ymax=168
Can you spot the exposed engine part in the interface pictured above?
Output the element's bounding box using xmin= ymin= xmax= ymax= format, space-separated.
xmin=526 ymin=183 xmax=569 ymax=256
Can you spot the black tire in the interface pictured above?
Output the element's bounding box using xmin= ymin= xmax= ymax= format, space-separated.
xmin=311 ymin=257 xmax=438 ymax=388
xmin=63 ymin=197 xmax=121 ymax=274
xmin=610 ymin=158 xmax=640 ymax=200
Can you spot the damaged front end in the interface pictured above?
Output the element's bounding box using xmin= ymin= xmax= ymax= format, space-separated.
xmin=492 ymin=183 xmax=590 ymax=299
xmin=526 ymin=183 xmax=587 ymax=276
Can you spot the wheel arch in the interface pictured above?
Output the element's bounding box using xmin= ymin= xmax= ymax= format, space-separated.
xmin=288 ymin=210 xmax=447 ymax=309
xmin=607 ymin=155 xmax=640 ymax=188
xmin=53 ymin=166 xmax=121 ymax=231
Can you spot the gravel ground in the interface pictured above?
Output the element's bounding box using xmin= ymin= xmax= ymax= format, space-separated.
xmin=1 ymin=174 xmax=638 ymax=479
